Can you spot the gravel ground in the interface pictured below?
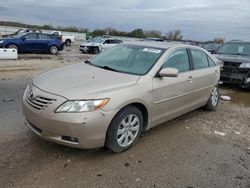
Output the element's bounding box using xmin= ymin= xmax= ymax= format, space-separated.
xmin=0 ymin=44 xmax=249 ymax=188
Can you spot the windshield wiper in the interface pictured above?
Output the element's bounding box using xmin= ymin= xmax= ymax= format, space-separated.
xmin=101 ymin=66 xmax=119 ymax=72
xmin=217 ymin=53 xmax=249 ymax=56
xmin=84 ymin=60 xmax=92 ymax=65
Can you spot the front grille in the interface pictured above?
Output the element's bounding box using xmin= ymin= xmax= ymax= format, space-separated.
xmin=25 ymin=96 xmax=56 ymax=111
xmin=222 ymin=62 xmax=241 ymax=73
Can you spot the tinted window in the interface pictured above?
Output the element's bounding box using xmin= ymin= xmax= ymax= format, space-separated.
xmin=112 ymin=39 xmax=122 ymax=44
xmin=162 ymin=49 xmax=190 ymax=73
xmin=38 ymin=34 xmax=49 ymax=39
xmin=104 ymin=40 xmax=111 ymax=44
xmin=191 ymin=49 xmax=209 ymax=69
xmin=25 ymin=33 xmax=37 ymax=39
xmin=208 ymin=56 xmax=216 ymax=67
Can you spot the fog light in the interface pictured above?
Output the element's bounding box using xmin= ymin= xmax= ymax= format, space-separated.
xmin=61 ymin=135 xmax=79 ymax=143
xmin=244 ymin=77 xmax=250 ymax=83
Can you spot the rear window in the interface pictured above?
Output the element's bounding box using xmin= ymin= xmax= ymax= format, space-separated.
xmin=207 ymin=56 xmax=216 ymax=67
xmin=190 ymin=49 xmax=209 ymax=69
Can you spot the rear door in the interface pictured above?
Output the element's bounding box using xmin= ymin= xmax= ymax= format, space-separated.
xmin=188 ymin=48 xmax=219 ymax=105
xmin=152 ymin=48 xmax=197 ymax=126
xmin=36 ymin=34 xmax=50 ymax=51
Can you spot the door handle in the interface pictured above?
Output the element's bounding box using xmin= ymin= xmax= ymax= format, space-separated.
xmin=187 ymin=76 xmax=193 ymax=81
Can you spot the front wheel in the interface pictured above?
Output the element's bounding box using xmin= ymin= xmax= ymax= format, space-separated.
xmin=7 ymin=44 xmax=18 ymax=52
xmin=49 ymin=45 xmax=58 ymax=55
xmin=105 ymin=106 xmax=143 ymax=153
xmin=205 ymin=86 xmax=219 ymax=111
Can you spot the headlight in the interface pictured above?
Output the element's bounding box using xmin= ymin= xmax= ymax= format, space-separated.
xmin=56 ymin=99 xmax=109 ymax=113
xmin=239 ymin=63 xmax=250 ymax=69
xmin=0 ymin=40 xmax=4 ymax=44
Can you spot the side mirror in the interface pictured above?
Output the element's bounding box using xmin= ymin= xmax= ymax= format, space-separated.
xmin=159 ymin=67 xmax=179 ymax=77
xmin=22 ymin=37 xmax=27 ymax=41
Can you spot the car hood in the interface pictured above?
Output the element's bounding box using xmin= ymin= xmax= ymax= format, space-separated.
xmin=215 ymin=54 xmax=250 ymax=64
xmin=33 ymin=63 xmax=140 ymax=99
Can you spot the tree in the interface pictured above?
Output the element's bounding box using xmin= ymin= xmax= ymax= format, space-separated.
xmin=129 ymin=29 xmax=145 ymax=38
xmin=165 ymin=29 xmax=183 ymax=41
xmin=144 ymin=30 xmax=162 ymax=38
xmin=213 ymin=37 xmax=225 ymax=44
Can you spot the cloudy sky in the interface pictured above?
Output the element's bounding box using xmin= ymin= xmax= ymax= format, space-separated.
xmin=0 ymin=0 xmax=250 ymax=41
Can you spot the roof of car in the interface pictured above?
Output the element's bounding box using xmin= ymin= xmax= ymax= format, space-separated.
xmin=226 ymin=40 xmax=250 ymax=44
xmin=123 ymin=41 xmax=201 ymax=50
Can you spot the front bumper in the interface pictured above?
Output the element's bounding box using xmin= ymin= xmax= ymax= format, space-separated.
xmin=220 ymin=72 xmax=250 ymax=88
xmin=22 ymin=85 xmax=116 ymax=149
xmin=79 ymin=46 xmax=90 ymax=53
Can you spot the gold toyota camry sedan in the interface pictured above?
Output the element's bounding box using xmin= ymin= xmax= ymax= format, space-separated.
xmin=23 ymin=42 xmax=220 ymax=152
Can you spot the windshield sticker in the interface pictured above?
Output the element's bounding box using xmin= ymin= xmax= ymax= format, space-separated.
xmin=143 ymin=48 xmax=161 ymax=54
xmin=238 ymin=46 xmax=244 ymax=53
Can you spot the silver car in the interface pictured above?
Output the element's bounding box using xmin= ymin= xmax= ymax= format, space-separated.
xmin=23 ymin=42 xmax=220 ymax=152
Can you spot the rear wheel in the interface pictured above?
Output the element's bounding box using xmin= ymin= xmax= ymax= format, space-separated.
xmin=105 ymin=106 xmax=143 ymax=153
xmin=65 ymin=39 xmax=71 ymax=46
xmin=205 ymin=85 xmax=219 ymax=111
xmin=49 ymin=45 xmax=58 ymax=55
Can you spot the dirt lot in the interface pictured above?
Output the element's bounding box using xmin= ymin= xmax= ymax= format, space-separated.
xmin=0 ymin=43 xmax=249 ymax=188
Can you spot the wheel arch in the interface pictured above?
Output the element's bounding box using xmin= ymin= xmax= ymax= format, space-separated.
xmin=108 ymin=102 xmax=149 ymax=132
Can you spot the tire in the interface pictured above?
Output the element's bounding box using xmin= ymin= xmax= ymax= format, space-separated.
xmin=93 ymin=47 xmax=100 ymax=54
xmin=205 ymin=85 xmax=219 ymax=111
xmin=49 ymin=45 xmax=58 ymax=55
xmin=65 ymin=39 xmax=71 ymax=46
xmin=7 ymin=44 xmax=18 ymax=52
xmin=105 ymin=106 xmax=143 ymax=153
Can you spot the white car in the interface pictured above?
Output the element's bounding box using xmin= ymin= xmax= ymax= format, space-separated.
xmin=51 ymin=31 xmax=75 ymax=46
xmin=80 ymin=37 xmax=123 ymax=54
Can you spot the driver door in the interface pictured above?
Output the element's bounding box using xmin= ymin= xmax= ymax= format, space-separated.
xmin=20 ymin=33 xmax=38 ymax=52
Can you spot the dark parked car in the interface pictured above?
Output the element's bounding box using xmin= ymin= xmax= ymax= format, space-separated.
xmin=0 ymin=33 xmax=63 ymax=54
xmin=202 ymin=43 xmax=221 ymax=54
xmin=215 ymin=41 xmax=250 ymax=88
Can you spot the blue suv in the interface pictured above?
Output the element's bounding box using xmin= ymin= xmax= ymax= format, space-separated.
xmin=0 ymin=33 xmax=63 ymax=54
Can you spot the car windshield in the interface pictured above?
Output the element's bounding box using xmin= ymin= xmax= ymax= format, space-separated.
xmin=13 ymin=33 xmax=26 ymax=38
xmin=217 ymin=43 xmax=250 ymax=56
xmin=88 ymin=37 xmax=105 ymax=43
xmin=89 ymin=44 xmax=165 ymax=75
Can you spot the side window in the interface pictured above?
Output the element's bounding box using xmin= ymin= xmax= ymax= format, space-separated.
xmin=112 ymin=39 xmax=122 ymax=44
xmin=104 ymin=40 xmax=110 ymax=44
xmin=162 ymin=49 xmax=190 ymax=73
xmin=110 ymin=40 xmax=115 ymax=44
xmin=207 ymin=56 xmax=216 ymax=67
xmin=25 ymin=33 xmax=37 ymax=40
xmin=38 ymin=34 xmax=48 ymax=39
xmin=191 ymin=49 xmax=209 ymax=69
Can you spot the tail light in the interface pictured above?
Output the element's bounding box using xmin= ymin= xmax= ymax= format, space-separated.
xmin=60 ymin=36 xmax=63 ymax=44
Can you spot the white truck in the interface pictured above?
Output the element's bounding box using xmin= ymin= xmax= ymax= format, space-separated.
xmin=79 ymin=37 xmax=123 ymax=54
xmin=51 ymin=31 xmax=75 ymax=46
